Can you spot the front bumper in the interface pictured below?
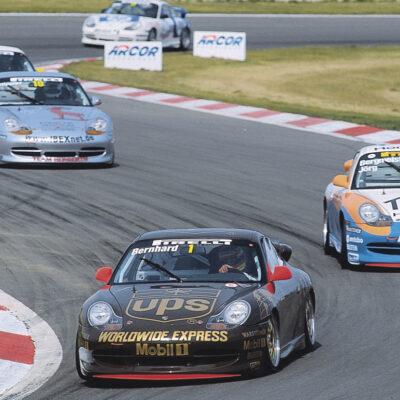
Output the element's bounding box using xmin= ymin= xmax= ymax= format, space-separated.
xmin=345 ymin=221 xmax=400 ymax=267
xmin=0 ymin=132 xmax=114 ymax=165
xmin=77 ymin=324 xmax=267 ymax=378
xmin=82 ymin=29 xmax=148 ymax=46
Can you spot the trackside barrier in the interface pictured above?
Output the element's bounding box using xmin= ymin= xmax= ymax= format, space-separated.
xmin=193 ymin=31 xmax=246 ymax=61
xmin=104 ymin=41 xmax=162 ymax=71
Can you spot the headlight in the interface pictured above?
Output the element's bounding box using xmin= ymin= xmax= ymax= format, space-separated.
xmin=84 ymin=17 xmax=96 ymax=28
xmin=124 ymin=21 xmax=142 ymax=31
xmin=88 ymin=302 xmax=112 ymax=327
xmin=359 ymin=202 xmax=392 ymax=226
xmin=86 ymin=118 xmax=107 ymax=135
xmin=224 ymin=301 xmax=250 ymax=325
xmin=207 ymin=300 xmax=251 ymax=330
xmin=4 ymin=117 xmax=32 ymax=135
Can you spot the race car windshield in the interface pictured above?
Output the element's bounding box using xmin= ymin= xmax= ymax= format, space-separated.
xmin=113 ymin=239 xmax=263 ymax=283
xmin=353 ymin=151 xmax=400 ymax=189
xmin=105 ymin=3 xmax=158 ymax=18
xmin=0 ymin=77 xmax=91 ymax=106
xmin=0 ymin=53 xmax=35 ymax=72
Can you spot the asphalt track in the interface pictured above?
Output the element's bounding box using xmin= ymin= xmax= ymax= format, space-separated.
xmin=1 ymin=14 xmax=400 ymax=400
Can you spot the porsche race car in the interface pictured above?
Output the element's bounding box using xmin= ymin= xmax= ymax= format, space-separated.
xmin=0 ymin=71 xmax=114 ymax=165
xmin=324 ymin=144 xmax=400 ymax=268
xmin=82 ymin=0 xmax=191 ymax=50
xmin=0 ymin=46 xmax=35 ymax=72
xmin=76 ymin=228 xmax=316 ymax=381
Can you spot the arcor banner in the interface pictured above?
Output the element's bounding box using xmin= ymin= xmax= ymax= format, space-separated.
xmin=104 ymin=41 xmax=162 ymax=71
xmin=193 ymin=31 xmax=246 ymax=61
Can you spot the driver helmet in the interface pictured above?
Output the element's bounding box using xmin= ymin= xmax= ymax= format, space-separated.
xmin=43 ymin=81 xmax=63 ymax=99
xmin=219 ymin=247 xmax=245 ymax=268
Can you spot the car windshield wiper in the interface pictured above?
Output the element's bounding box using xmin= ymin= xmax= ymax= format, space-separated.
xmin=384 ymin=160 xmax=400 ymax=174
xmin=140 ymin=257 xmax=182 ymax=282
xmin=6 ymin=85 xmax=43 ymax=105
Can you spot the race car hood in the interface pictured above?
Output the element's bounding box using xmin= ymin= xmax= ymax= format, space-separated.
xmin=353 ymin=188 xmax=400 ymax=222
xmin=109 ymin=282 xmax=258 ymax=328
xmin=0 ymin=106 xmax=104 ymax=135
xmin=87 ymin=14 xmax=149 ymax=30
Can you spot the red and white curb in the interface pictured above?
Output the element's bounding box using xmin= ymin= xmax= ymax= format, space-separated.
xmin=38 ymin=58 xmax=400 ymax=144
xmin=0 ymin=290 xmax=62 ymax=399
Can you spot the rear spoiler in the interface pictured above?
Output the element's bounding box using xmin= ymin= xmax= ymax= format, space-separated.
xmin=173 ymin=6 xmax=187 ymax=18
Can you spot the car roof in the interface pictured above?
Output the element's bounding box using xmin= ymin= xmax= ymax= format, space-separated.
xmin=137 ymin=228 xmax=264 ymax=242
xmin=113 ymin=0 xmax=167 ymax=6
xmin=0 ymin=71 xmax=77 ymax=80
xmin=0 ymin=45 xmax=26 ymax=54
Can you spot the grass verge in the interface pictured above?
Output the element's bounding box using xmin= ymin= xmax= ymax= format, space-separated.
xmin=1 ymin=0 xmax=400 ymax=14
xmin=61 ymin=46 xmax=400 ymax=131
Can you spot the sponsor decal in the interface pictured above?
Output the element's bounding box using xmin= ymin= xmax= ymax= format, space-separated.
xmin=367 ymin=153 xmax=376 ymax=159
xmin=0 ymin=50 xmax=14 ymax=55
xmin=50 ymin=107 xmax=85 ymax=121
xmin=152 ymin=239 xmax=232 ymax=246
xmin=346 ymin=235 xmax=364 ymax=244
xmin=384 ymin=197 xmax=400 ymax=211
xmin=32 ymin=156 xmax=88 ymax=162
xmin=347 ymin=244 xmax=358 ymax=251
xmin=186 ymin=318 xmax=203 ymax=325
xmin=347 ymin=253 xmax=359 ymax=263
xmin=196 ymin=34 xmax=243 ymax=47
xmin=247 ymin=350 xmax=263 ymax=360
xmin=249 ymin=360 xmax=261 ymax=369
xmin=9 ymin=77 xmax=63 ymax=83
xmin=26 ymin=135 xmax=94 ymax=144
xmin=136 ymin=343 xmax=189 ymax=357
xmin=253 ymin=289 xmax=273 ymax=320
xmin=381 ymin=151 xmax=400 ymax=157
xmin=241 ymin=329 xmax=266 ymax=338
xmin=126 ymin=288 xmax=220 ymax=322
xmin=225 ymin=283 xmax=238 ymax=288
xmin=105 ymin=41 xmax=162 ymax=71
xmin=98 ymin=330 xmax=228 ymax=343
xmin=346 ymin=226 xmax=362 ymax=234
xmin=243 ymin=338 xmax=266 ymax=351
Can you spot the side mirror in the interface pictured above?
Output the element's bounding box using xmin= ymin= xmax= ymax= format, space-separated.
xmin=274 ymin=243 xmax=292 ymax=262
xmin=332 ymin=174 xmax=349 ymax=188
xmin=160 ymin=14 xmax=169 ymax=19
xmin=269 ymin=266 xmax=292 ymax=282
xmin=95 ymin=266 xmax=112 ymax=283
xmin=344 ymin=159 xmax=353 ymax=172
xmin=91 ymin=96 xmax=102 ymax=106
xmin=101 ymin=8 xmax=106 ymax=13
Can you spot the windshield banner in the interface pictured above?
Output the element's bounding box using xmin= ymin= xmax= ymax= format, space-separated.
xmin=193 ymin=31 xmax=246 ymax=61
xmin=104 ymin=41 xmax=162 ymax=71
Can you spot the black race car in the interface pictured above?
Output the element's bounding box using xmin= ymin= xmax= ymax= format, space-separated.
xmin=76 ymin=229 xmax=316 ymax=381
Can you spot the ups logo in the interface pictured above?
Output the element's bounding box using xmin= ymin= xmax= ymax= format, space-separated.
xmin=126 ymin=289 xmax=220 ymax=323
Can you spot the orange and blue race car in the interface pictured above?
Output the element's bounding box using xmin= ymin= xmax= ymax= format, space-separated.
xmin=324 ymin=144 xmax=400 ymax=269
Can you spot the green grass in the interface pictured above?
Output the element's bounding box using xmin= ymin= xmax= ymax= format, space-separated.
xmin=1 ymin=0 xmax=400 ymax=14
xmin=61 ymin=46 xmax=400 ymax=131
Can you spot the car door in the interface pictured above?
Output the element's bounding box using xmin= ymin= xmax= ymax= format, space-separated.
xmin=159 ymin=5 xmax=175 ymax=46
xmin=263 ymin=237 xmax=301 ymax=346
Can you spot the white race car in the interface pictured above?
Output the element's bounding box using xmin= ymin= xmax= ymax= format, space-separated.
xmin=82 ymin=0 xmax=191 ymax=50
xmin=0 ymin=46 xmax=35 ymax=72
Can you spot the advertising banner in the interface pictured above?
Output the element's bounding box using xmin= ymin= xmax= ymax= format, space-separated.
xmin=193 ymin=31 xmax=246 ymax=61
xmin=104 ymin=41 xmax=162 ymax=71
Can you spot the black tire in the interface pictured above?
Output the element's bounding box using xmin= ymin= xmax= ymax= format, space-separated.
xmin=264 ymin=315 xmax=281 ymax=373
xmin=304 ymin=295 xmax=316 ymax=351
xmin=179 ymin=29 xmax=191 ymax=51
xmin=340 ymin=217 xmax=349 ymax=269
xmin=323 ymin=205 xmax=333 ymax=255
xmin=147 ymin=29 xmax=156 ymax=41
